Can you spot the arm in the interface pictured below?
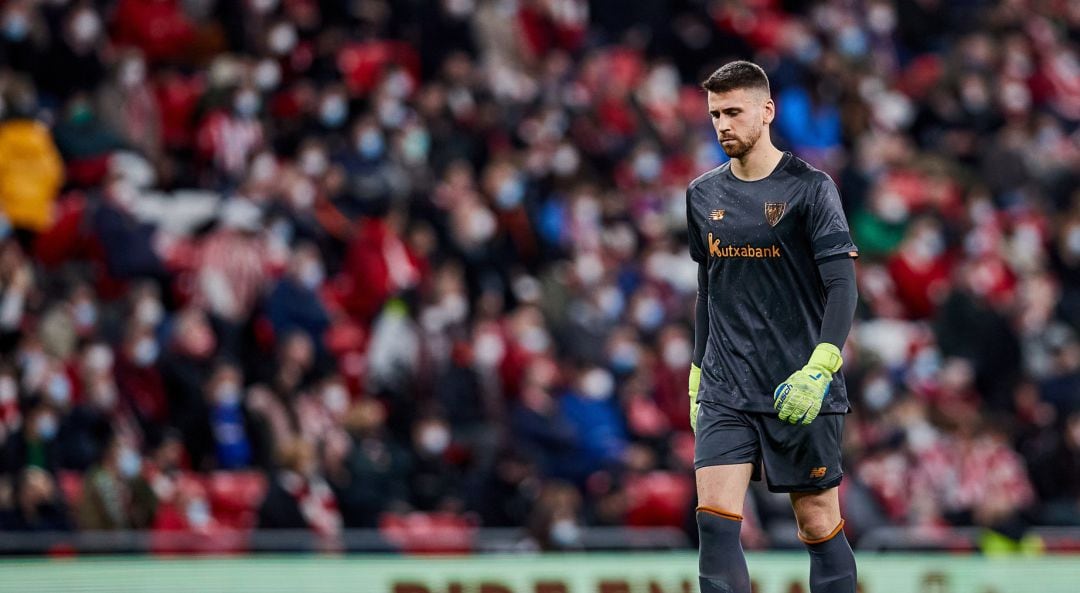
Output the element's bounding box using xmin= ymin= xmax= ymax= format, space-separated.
xmin=774 ymin=176 xmax=859 ymax=425
xmin=816 ymin=257 xmax=857 ymax=349
xmin=689 ymin=262 xmax=708 ymax=432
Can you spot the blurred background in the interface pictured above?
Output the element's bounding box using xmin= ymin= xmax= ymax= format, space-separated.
xmin=0 ymin=0 xmax=1077 ymax=589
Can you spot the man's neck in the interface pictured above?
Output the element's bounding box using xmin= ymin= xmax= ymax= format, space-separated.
xmin=730 ymin=143 xmax=785 ymax=181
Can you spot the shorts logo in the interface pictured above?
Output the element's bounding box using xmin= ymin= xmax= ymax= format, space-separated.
xmin=765 ymin=202 xmax=786 ymax=227
xmin=809 ymin=466 xmax=827 ymax=479
xmin=710 ymin=209 xmax=726 ymax=221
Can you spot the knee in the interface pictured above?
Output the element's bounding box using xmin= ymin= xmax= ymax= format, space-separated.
xmin=797 ymin=513 xmax=844 ymax=543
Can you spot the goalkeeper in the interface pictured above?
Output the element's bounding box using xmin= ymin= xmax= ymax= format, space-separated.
xmin=686 ymin=61 xmax=859 ymax=593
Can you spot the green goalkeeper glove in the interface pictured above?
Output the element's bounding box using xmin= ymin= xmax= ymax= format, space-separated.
xmin=773 ymin=343 xmax=843 ymax=425
xmin=689 ymin=363 xmax=701 ymax=433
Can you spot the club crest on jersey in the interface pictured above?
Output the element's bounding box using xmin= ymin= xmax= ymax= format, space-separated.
xmin=709 ymin=209 xmax=725 ymax=221
xmin=764 ymin=202 xmax=786 ymax=226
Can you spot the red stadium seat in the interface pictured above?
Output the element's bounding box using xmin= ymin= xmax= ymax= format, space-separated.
xmin=205 ymin=471 xmax=267 ymax=529
xmin=624 ymin=471 xmax=694 ymax=528
xmin=378 ymin=512 xmax=478 ymax=555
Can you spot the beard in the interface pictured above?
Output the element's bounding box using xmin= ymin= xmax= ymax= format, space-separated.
xmin=718 ymin=123 xmax=762 ymax=159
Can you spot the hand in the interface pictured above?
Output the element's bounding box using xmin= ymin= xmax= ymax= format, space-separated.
xmin=689 ymin=363 xmax=701 ymax=433
xmin=773 ymin=343 xmax=842 ymax=425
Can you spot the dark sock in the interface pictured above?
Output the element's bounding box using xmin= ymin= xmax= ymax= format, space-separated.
xmin=803 ymin=521 xmax=857 ymax=593
xmin=697 ymin=507 xmax=751 ymax=593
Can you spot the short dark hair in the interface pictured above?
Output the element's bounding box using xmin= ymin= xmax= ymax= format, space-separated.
xmin=701 ymin=61 xmax=770 ymax=95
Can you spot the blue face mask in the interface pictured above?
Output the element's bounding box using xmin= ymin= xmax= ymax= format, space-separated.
xmin=357 ymin=130 xmax=385 ymax=160
xmin=401 ymin=129 xmax=430 ymax=164
xmin=118 ymin=447 xmax=142 ymax=479
xmin=495 ymin=177 xmax=525 ymax=209
xmin=36 ymin=415 xmax=58 ymax=441
xmin=3 ymin=14 xmax=28 ymax=42
xmin=319 ymin=98 xmax=347 ymax=128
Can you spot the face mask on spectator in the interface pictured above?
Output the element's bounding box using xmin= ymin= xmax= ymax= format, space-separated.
xmin=597 ymin=285 xmax=625 ymax=319
xmin=383 ymin=69 xmax=414 ymax=99
xmin=233 ymin=91 xmax=260 ymax=119
xmin=214 ymin=382 xmax=241 ymax=407
xmin=74 ymin=300 xmax=97 ymax=330
xmin=662 ymin=339 xmax=692 ymax=368
xmin=632 ymin=297 xmax=665 ymax=332
xmin=70 ymin=9 xmax=101 ymax=44
xmin=552 ymin=144 xmax=580 ymax=177
xmin=35 ymin=414 xmax=58 ymax=441
xmin=186 ymin=499 xmax=211 ymax=528
xmin=418 ymin=424 xmax=451 ymax=455
xmin=119 ymin=58 xmax=145 ymax=89
xmin=863 ymin=376 xmax=894 ymax=411
xmin=135 ymin=298 xmax=164 ymax=327
xmin=133 ymin=337 xmax=159 ymax=367
xmin=0 ymin=376 xmax=16 ymax=402
xmin=251 ymin=0 xmax=280 ymax=15
xmin=401 ymin=128 xmax=430 ymax=165
xmin=609 ymin=342 xmax=639 ymax=374
xmin=299 ymin=149 xmax=328 ymax=177
xmin=3 ymin=12 xmax=29 ymax=42
xmin=1066 ymin=227 xmax=1080 ymax=257
xmin=549 ymin=518 xmax=580 ymax=547
xmin=495 ymin=177 xmax=525 ymax=209
xmin=519 ymin=326 xmax=551 ymax=354
xmin=86 ymin=344 xmax=113 ymax=373
xmin=46 ymin=374 xmax=71 ymax=407
xmin=357 ymin=130 xmax=385 ymax=160
xmin=472 ymin=331 xmax=505 ymax=367
xmin=267 ymin=23 xmax=296 ymax=55
xmin=118 ymin=447 xmax=142 ymax=479
xmin=377 ymin=99 xmax=406 ymax=128
xmin=298 ymin=259 xmax=324 ymax=290
xmin=580 ymin=368 xmax=614 ymax=401
xmin=319 ymin=95 xmax=347 ymax=128
xmin=632 ymin=151 xmax=662 ymax=182
xmin=322 ymin=384 xmax=349 ymax=415
xmin=253 ymin=59 xmax=281 ymax=91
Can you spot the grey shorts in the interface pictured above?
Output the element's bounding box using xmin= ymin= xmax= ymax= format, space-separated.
xmin=694 ymin=400 xmax=845 ymax=493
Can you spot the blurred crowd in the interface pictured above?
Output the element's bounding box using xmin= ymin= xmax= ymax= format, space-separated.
xmin=0 ymin=0 xmax=1077 ymax=553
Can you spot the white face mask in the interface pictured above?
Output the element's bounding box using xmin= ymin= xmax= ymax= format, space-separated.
xmin=136 ymin=298 xmax=164 ymax=327
xmin=418 ymin=425 xmax=450 ymax=455
xmin=322 ymin=385 xmax=349 ymax=415
xmin=215 ymin=382 xmax=241 ymax=406
xmin=186 ymin=499 xmax=211 ymax=528
xmin=549 ymin=519 xmax=580 ymax=547
xmin=662 ymin=339 xmax=692 ymax=368
xmin=70 ymin=10 xmax=101 ymax=44
xmin=0 ymin=376 xmax=16 ymax=402
xmin=580 ymin=368 xmax=614 ymax=401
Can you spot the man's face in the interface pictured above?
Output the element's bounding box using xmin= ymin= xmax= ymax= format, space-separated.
xmin=707 ymin=88 xmax=773 ymax=159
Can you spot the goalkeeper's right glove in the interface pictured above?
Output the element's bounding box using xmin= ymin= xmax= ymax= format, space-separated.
xmin=689 ymin=363 xmax=701 ymax=433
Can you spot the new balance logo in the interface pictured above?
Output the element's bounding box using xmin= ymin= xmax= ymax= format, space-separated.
xmin=809 ymin=467 xmax=827 ymax=479
xmin=707 ymin=232 xmax=782 ymax=259
xmin=710 ymin=209 xmax=725 ymax=221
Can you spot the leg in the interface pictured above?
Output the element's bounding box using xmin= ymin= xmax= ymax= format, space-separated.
xmin=791 ymin=488 xmax=856 ymax=593
xmin=695 ymin=401 xmax=762 ymax=593
xmin=696 ymin=464 xmax=754 ymax=593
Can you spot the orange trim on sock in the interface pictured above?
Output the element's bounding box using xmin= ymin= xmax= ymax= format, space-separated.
xmin=798 ymin=519 xmax=845 ymax=545
xmin=696 ymin=506 xmax=743 ymax=521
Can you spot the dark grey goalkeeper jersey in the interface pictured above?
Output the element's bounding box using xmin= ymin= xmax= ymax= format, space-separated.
xmin=687 ymin=152 xmax=858 ymax=414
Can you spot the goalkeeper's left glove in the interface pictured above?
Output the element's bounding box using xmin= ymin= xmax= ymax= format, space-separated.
xmin=689 ymin=363 xmax=701 ymax=433
xmin=773 ymin=343 xmax=843 ymax=425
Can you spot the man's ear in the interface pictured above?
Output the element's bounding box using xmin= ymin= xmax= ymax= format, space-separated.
xmin=762 ymin=96 xmax=776 ymax=125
